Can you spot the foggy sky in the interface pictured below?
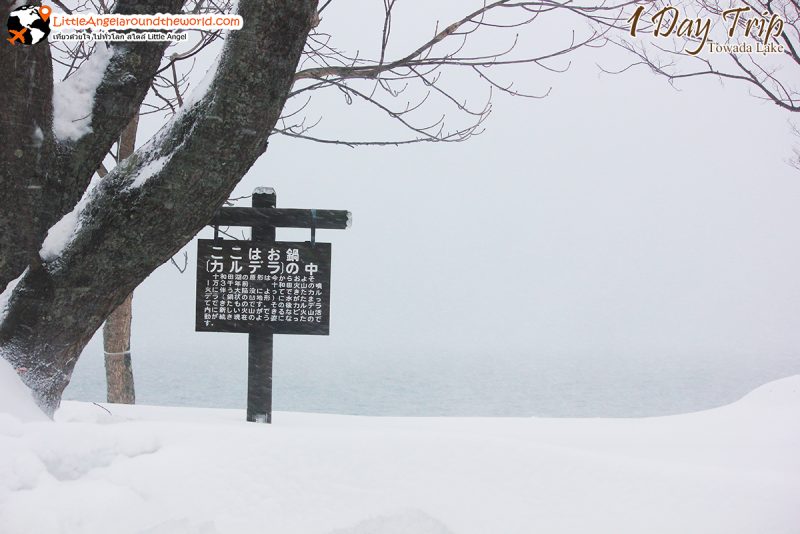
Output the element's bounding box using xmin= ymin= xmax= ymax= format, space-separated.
xmin=67 ymin=1 xmax=800 ymax=409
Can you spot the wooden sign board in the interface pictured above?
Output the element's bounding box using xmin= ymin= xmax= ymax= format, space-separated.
xmin=196 ymin=239 xmax=331 ymax=335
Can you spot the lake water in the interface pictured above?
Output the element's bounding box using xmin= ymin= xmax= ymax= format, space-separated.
xmin=64 ymin=342 xmax=800 ymax=418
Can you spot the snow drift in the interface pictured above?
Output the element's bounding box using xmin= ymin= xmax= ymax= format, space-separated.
xmin=0 ymin=375 xmax=798 ymax=534
xmin=0 ymin=357 xmax=46 ymax=423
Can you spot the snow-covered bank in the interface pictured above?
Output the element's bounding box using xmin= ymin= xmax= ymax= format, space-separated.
xmin=0 ymin=358 xmax=47 ymax=424
xmin=1 ymin=376 xmax=799 ymax=534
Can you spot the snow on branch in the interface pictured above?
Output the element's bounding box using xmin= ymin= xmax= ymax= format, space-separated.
xmin=39 ymin=184 xmax=98 ymax=263
xmin=52 ymin=43 xmax=114 ymax=141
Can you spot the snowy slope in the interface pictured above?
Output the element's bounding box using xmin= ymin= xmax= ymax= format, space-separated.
xmin=0 ymin=374 xmax=798 ymax=534
xmin=0 ymin=358 xmax=47 ymax=423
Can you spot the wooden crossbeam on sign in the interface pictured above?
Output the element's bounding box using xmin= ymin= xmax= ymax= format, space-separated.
xmin=210 ymin=207 xmax=351 ymax=230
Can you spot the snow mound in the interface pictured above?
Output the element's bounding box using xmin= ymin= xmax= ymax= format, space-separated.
xmin=736 ymin=375 xmax=800 ymax=406
xmin=330 ymin=510 xmax=454 ymax=534
xmin=139 ymin=519 xmax=218 ymax=534
xmin=0 ymin=357 xmax=45 ymax=422
xmin=0 ymin=269 xmax=25 ymax=325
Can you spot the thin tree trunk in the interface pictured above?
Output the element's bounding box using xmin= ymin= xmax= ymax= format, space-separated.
xmin=102 ymin=115 xmax=139 ymax=404
xmin=104 ymin=293 xmax=134 ymax=403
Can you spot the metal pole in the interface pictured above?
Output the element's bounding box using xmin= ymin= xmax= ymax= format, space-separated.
xmin=247 ymin=188 xmax=276 ymax=423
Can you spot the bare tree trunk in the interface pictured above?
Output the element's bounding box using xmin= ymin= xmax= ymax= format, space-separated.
xmin=103 ymin=311 xmax=135 ymax=409
xmin=104 ymin=293 xmax=134 ymax=403
xmin=103 ymin=116 xmax=139 ymax=404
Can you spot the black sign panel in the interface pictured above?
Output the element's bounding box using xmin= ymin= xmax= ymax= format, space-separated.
xmin=196 ymin=240 xmax=331 ymax=335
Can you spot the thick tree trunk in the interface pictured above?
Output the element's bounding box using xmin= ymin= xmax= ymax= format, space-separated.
xmin=0 ymin=1 xmax=181 ymax=291
xmin=0 ymin=2 xmax=55 ymax=290
xmin=0 ymin=0 xmax=318 ymax=416
xmin=103 ymin=116 xmax=139 ymax=404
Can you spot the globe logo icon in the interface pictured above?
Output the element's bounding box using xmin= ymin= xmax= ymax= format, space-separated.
xmin=6 ymin=4 xmax=52 ymax=46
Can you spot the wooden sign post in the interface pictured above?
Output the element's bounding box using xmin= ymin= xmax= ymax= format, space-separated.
xmin=196 ymin=188 xmax=350 ymax=423
xmin=248 ymin=190 xmax=275 ymax=424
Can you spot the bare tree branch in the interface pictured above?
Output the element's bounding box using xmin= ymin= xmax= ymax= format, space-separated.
xmin=610 ymin=0 xmax=800 ymax=112
xmin=278 ymin=0 xmax=635 ymax=146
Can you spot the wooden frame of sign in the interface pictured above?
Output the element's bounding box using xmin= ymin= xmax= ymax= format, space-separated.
xmin=196 ymin=188 xmax=350 ymax=423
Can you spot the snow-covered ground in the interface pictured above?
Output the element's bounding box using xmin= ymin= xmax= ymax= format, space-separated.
xmin=1 ymin=358 xmax=798 ymax=534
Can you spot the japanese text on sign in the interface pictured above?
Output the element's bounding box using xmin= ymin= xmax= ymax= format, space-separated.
xmin=196 ymin=240 xmax=332 ymax=335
